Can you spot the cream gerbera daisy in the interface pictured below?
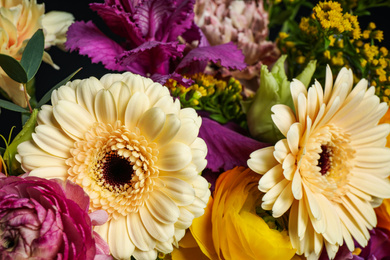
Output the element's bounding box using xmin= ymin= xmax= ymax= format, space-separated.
xmin=16 ymin=72 xmax=210 ymax=260
xmin=248 ymin=66 xmax=390 ymax=259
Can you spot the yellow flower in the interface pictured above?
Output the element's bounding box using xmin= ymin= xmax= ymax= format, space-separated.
xmin=248 ymin=66 xmax=390 ymax=259
xmin=190 ymin=167 xmax=296 ymax=260
xmin=16 ymin=72 xmax=210 ymax=259
xmin=0 ymin=0 xmax=74 ymax=107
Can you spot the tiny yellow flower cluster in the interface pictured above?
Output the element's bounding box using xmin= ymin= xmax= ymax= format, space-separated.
xmin=165 ymin=74 xmax=246 ymax=125
xmin=301 ymin=1 xmax=361 ymax=39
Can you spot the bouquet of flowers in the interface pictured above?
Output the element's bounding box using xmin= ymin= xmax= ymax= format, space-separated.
xmin=1 ymin=0 xmax=390 ymax=259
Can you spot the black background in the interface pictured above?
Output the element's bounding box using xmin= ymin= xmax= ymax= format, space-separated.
xmin=0 ymin=0 xmax=389 ymax=140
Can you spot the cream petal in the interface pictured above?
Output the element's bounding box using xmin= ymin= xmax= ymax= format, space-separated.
xmin=272 ymin=182 xmax=294 ymax=218
xmin=191 ymin=148 xmax=208 ymax=173
xmin=145 ymin=189 xmax=180 ymax=224
xmin=100 ymin=73 xmax=125 ymax=86
xmin=287 ymin=122 xmax=302 ymax=155
xmin=271 ymin=104 xmax=296 ymax=137
xmin=352 ymin=165 xmax=390 ymax=179
xmin=333 ymin=68 xmax=353 ymax=94
xmin=53 ymin=85 xmax=76 ymax=104
xmin=340 ymin=222 xmax=355 ymax=252
xmin=108 ymin=81 xmax=132 ymax=123
xmin=174 ymin=207 xmax=195 ymax=229
xmin=302 ymin=182 xmax=321 ymax=220
xmin=123 ymin=73 xmax=147 ymax=93
xmin=144 ymin=83 xmax=170 ymax=106
xmin=132 ymin=249 xmax=157 ymax=260
xmin=351 ymin=124 xmax=390 ymax=147
xmin=21 ymin=154 xmax=66 ymax=171
xmin=347 ymin=184 xmax=372 ymax=202
xmin=307 ymin=86 xmax=320 ymax=122
xmin=155 ymin=240 xmax=174 ymax=254
xmin=291 ymin=169 xmax=302 ymax=200
xmin=139 ymin=206 xmax=174 ymax=242
xmin=344 ymin=78 xmax=368 ymax=104
xmin=262 ymin=178 xmax=289 ymax=206
xmin=258 ymin=164 xmax=284 ymax=192
xmin=37 ymin=105 xmax=59 ymax=128
xmin=137 ymin=107 xmax=166 ymax=142
xmin=157 ymin=142 xmax=192 ymax=171
xmin=124 ymin=92 xmax=150 ymax=131
xmin=273 ymin=139 xmax=290 ymax=163
xmin=316 ymin=96 xmax=340 ymax=129
xmin=183 ymin=197 xmax=206 ymax=218
xmin=126 ymin=213 xmax=156 ymax=251
xmin=159 ymin=176 xmax=195 ymax=206
xmin=190 ymin=175 xmax=209 ymax=199
xmin=94 ymin=89 xmax=117 ymax=125
xmin=323 ymin=65 xmax=333 ymax=103
xmin=297 ymin=199 xmax=308 ymax=239
xmin=28 ymin=166 xmax=68 ymax=180
xmin=346 ymin=192 xmax=377 ymax=228
xmin=180 ymin=108 xmax=202 ymax=128
xmin=324 ymin=241 xmax=339 ymax=260
xmin=282 ymin=153 xmax=296 ymax=180
xmin=158 ymin=164 xmax=198 ymax=181
xmin=153 ymin=95 xmax=178 ymax=114
xmin=355 ymin=147 xmax=390 ymax=164
xmin=32 ymin=125 xmax=73 ymax=158
xmin=338 ymin=199 xmax=371 ymax=239
xmin=17 ymin=140 xmax=46 ymax=157
xmin=76 ymin=77 xmax=104 ymax=115
xmin=248 ymin=146 xmax=278 ymax=174
xmin=332 ymin=89 xmax=365 ymax=124
xmin=53 ymin=100 xmax=95 ymax=139
xmin=154 ymin=114 xmax=181 ymax=147
xmin=297 ymin=93 xmax=307 ymax=127
xmin=327 ymin=82 xmax=350 ymax=108
xmin=288 ymin=201 xmax=300 ymax=250
xmin=94 ymin=222 xmax=109 ymax=243
xmin=173 ymin=117 xmax=199 ymax=145
xmin=108 ymin=216 xmax=135 ymax=259
xmin=347 ymin=103 xmax=388 ymax=134
xmin=290 ymin=79 xmax=308 ymax=112
xmin=317 ymin=197 xmax=342 ymax=245
xmin=349 ymin=174 xmax=390 ymax=198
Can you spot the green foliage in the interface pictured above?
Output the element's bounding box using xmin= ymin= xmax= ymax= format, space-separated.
xmin=20 ymin=29 xmax=44 ymax=82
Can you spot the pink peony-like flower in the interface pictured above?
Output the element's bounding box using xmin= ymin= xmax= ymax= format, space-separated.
xmin=0 ymin=173 xmax=111 ymax=259
xmin=194 ymin=0 xmax=280 ymax=83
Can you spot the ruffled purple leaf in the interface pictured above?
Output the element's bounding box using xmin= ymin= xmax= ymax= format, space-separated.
xmin=157 ymin=0 xmax=195 ymax=42
xmin=133 ymin=0 xmax=170 ymax=41
xmin=117 ymin=40 xmax=185 ymax=76
xmin=176 ymin=42 xmax=246 ymax=74
xmin=90 ymin=2 xmax=144 ymax=47
xmin=181 ymin=22 xmax=209 ymax=47
xmin=66 ymin=21 xmax=127 ymax=71
xmin=151 ymin=71 xmax=194 ymax=86
xmin=199 ymin=117 xmax=269 ymax=172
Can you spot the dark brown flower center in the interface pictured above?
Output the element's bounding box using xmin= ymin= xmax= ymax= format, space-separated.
xmin=318 ymin=145 xmax=332 ymax=175
xmin=101 ymin=151 xmax=133 ymax=187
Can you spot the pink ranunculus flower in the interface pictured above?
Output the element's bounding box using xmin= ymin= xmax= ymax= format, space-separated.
xmin=0 ymin=173 xmax=112 ymax=259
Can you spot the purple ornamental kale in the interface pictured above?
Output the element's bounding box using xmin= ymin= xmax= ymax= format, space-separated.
xmin=66 ymin=0 xmax=246 ymax=84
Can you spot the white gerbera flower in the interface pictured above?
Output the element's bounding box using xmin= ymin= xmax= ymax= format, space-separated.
xmin=248 ymin=66 xmax=390 ymax=259
xmin=16 ymin=72 xmax=210 ymax=260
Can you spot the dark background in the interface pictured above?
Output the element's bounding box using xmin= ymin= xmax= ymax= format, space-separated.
xmin=0 ymin=0 xmax=389 ymax=140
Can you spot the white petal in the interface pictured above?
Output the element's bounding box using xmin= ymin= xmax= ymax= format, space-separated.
xmin=258 ymin=164 xmax=284 ymax=192
xmin=183 ymin=197 xmax=207 ymax=218
xmin=133 ymin=249 xmax=157 ymax=260
xmin=108 ymin=216 xmax=135 ymax=259
xmin=139 ymin=206 xmax=174 ymax=242
xmin=76 ymin=77 xmax=104 ymax=115
xmin=174 ymin=207 xmax=195 ymax=229
xmin=94 ymin=89 xmax=117 ymax=125
xmin=109 ymin=81 xmax=132 ymax=123
xmin=138 ymin=107 xmax=166 ymax=142
xmin=173 ymin=117 xmax=199 ymax=145
xmin=159 ymin=176 xmax=195 ymax=206
xmin=28 ymin=166 xmax=68 ymax=180
xmin=127 ymin=213 xmax=156 ymax=251
xmin=271 ymin=104 xmax=296 ymax=137
xmin=124 ymin=92 xmax=150 ymax=130
xmin=153 ymin=95 xmax=178 ymax=114
xmin=155 ymin=240 xmax=174 ymax=254
xmin=144 ymin=83 xmax=170 ymax=106
xmin=159 ymin=164 xmax=198 ymax=181
xmin=32 ymin=125 xmax=73 ymax=158
xmin=100 ymin=73 xmax=124 ymax=87
xmin=154 ymin=114 xmax=181 ymax=146
xmin=53 ymin=85 xmax=76 ymax=104
xmin=37 ymin=105 xmax=59 ymax=128
xmin=272 ymin=182 xmax=294 ymax=217
xmin=190 ymin=175 xmax=209 ymax=199
xmin=157 ymin=142 xmax=192 ymax=171
xmin=146 ymin=189 xmax=180 ymax=224
xmin=248 ymin=146 xmax=278 ymax=174
xmin=53 ymin=100 xmax=95 ymax=139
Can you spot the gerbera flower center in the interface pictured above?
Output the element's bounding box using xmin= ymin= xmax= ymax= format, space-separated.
xmin=300 ymin=124 xmax=356 ymax=202
xmin=318 ymin=145 xmax=333 ymax=175
xmin=100 ymin=151 xmax=134 ymax=188
xmin=66 ymin=121 xmax=159 ymax=219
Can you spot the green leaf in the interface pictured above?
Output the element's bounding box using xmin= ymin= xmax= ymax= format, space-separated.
xmin=3 ymin=109 xmax=38 ymax=176
xmin=0 ymin=99 xmax=29 ymax=112
xmin=37 ymin=68 xmax=82 ymax=107
xmin=0 ymin=54 xmax=27 ymax=83
xmin=20 ymin=29 xmax=44 ymax=81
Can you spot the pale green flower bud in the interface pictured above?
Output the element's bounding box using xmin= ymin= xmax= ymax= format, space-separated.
xmin=247 ymin=56 xmax=316 ymax=143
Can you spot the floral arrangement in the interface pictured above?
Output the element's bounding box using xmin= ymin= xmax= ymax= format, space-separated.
xmin=1 ymin=0 xmax=390 ymax=259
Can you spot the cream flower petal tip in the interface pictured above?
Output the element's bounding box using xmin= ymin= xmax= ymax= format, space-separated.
xmin=248 ymin=66 xmax=390 ymax=259
xmin=16 ymin=72 xmax=210 ymax=259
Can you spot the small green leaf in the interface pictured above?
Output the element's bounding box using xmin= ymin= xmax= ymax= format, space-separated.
xmin=3 ymin=109 xmax=38 ymax=176
xmin=0 ymin=99 xmax=29 ymax=112
xmin=37 ymin=68 xmax=82 ymax=107
xmin=20 ymin=29 xmax=45 ymax=81
xmin=0 ymin=54 xmax=27 ymax=83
